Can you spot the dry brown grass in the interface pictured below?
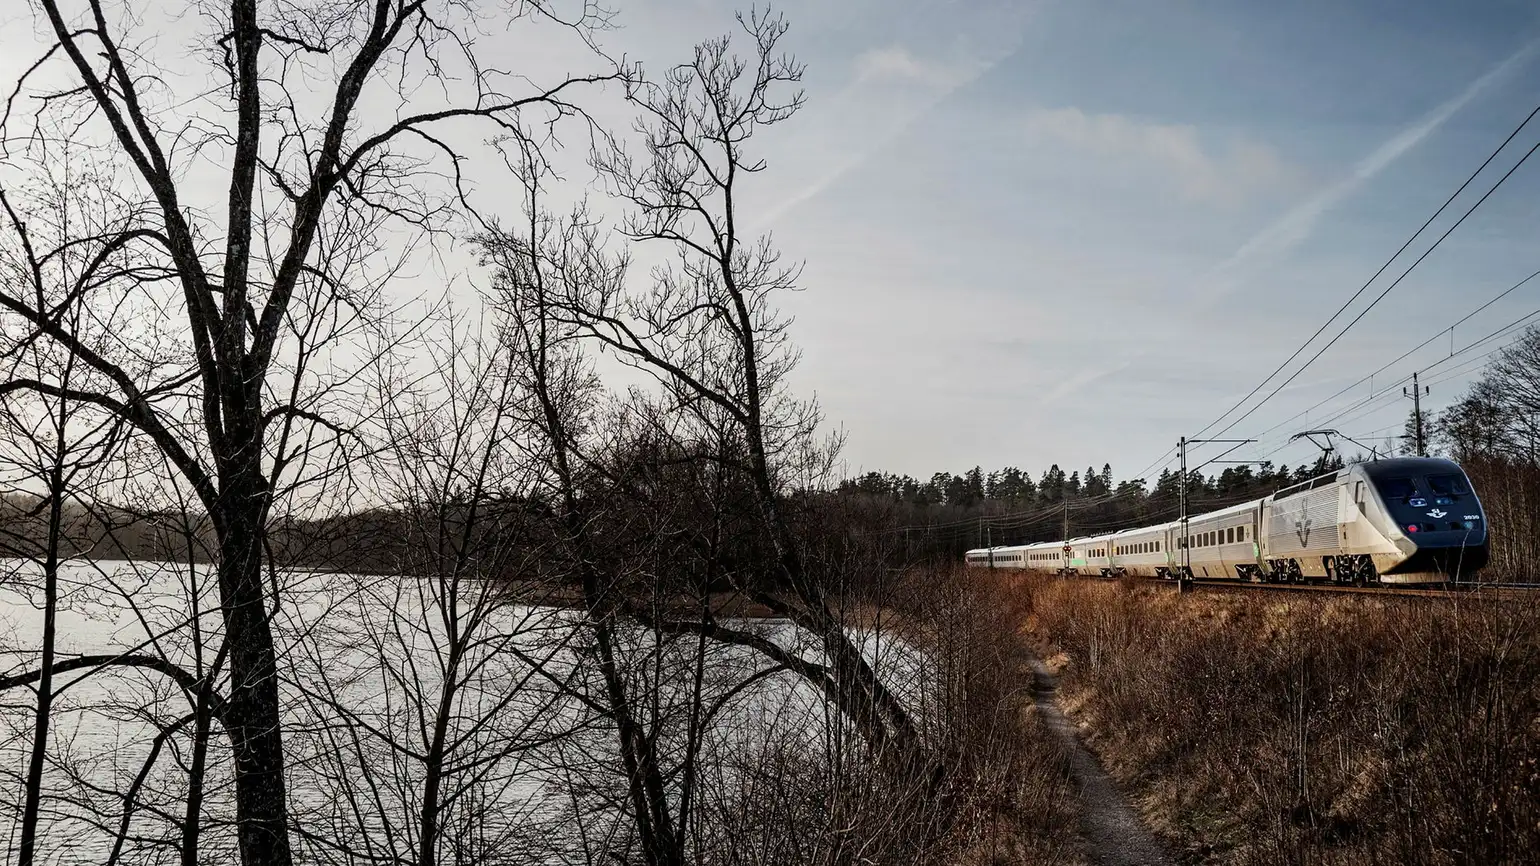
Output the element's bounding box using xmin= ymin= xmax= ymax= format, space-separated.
xmin=878 ymin=568 xmax=1087 ymax=865
xmin=1013 ymin=576 xmax=1540 ymax=865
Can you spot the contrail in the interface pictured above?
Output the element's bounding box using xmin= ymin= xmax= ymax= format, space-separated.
xmin=750 ymin=6 xmax=1032 ymax=231
xmin=1203 ymin=36 xmax=1540 ymax=298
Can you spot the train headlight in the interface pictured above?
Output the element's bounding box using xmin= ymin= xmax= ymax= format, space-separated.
xmin=1406 ymin=524 xmax=1419 ymax=533
xmin=1463 ymin=520 xmax=1476 ymax=530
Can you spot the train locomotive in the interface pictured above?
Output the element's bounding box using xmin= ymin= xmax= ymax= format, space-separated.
xmin=965 ymin=457 xmax=1488 ymax=586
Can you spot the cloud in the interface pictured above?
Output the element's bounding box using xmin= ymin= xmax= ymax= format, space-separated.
xmin=1020 ymin=107 xmax=1294 ymax=206
xmin=746 ymin=0 xmax=1040 ymax=229
xmin=1206 ymin=36 xmax=1540 ymax=292
xmin=1041 ymin=358 xmax=1134 ymax=406
xmin=853 ymin=45 xmax=982 ymax=89
xmin=753 ymin=34 xmax=1024 ymax=228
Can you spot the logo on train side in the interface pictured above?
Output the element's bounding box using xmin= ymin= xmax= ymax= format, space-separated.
xmin=1294 ymin=503 xmax=1311 ymax=546
xmin=1427 ymin=508 xmax=1447 ymax=519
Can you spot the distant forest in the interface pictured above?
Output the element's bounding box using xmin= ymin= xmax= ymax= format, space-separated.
xmin=832 ymin=455 xmax=1348 ymax=559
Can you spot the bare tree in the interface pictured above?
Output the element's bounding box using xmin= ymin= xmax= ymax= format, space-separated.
xmin=481 ymin=145 xmax=694 ymax=862
xmin=0 ymin=162 xmax=131 ymax=866
xmin=279 ymin=310 xmax=595 ymax=866
xmin=0 ymin=3 xmax=617 ymax=863
xmin=548 ymin=10 xmax=931 ymax=776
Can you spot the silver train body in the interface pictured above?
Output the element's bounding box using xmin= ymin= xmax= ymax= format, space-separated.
xmin=965 ymin=457 xmax=1489 ymax=585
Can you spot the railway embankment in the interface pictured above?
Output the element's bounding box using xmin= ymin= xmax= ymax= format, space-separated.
xmin=1018 ymin=576 xmax=1540 ymax=865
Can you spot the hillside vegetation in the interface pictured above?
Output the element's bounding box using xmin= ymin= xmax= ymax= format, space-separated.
xmin=1011 ymin=576 xmax=1540 ymax=865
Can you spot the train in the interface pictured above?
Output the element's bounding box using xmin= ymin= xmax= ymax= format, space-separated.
xmin=965 ymin=457 xmax=1489 ymax=585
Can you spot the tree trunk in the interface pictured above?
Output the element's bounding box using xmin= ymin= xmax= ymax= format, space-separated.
xmin=216 ymin=486 xmax=292 ymax=866
xmin=17 ymin=495 xmax=62 ymax=866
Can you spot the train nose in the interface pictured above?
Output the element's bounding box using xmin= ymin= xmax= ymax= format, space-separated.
xmin=1388 ymin=521 xmax=1489 ymax=578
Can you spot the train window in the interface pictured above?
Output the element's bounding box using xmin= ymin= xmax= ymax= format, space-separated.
xmin=1377 ymin=477 xmax=1418 ymax=500
xmin=1225 ymin=527 xmax=1234 ymax=544
xmin=1426 ymin=474 xmax=1470 ymax=496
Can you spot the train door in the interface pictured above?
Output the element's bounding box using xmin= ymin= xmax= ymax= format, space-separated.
xmin=1343 ymin=479 xmax=1370 ymax=549
xmin=1335 ymin=479 xmax=1361 ymax=554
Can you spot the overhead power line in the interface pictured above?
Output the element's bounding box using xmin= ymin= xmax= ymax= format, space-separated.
xmin=1243 ymin=266 xmax=1540 ymax=448
xmin=1251 ymin=300 xmax=1540 ymax=461
xmin=1213 ymin=134 xmax=1540 ymax=440
xmin=1193 ymin=100 xmax=1540 ymax=441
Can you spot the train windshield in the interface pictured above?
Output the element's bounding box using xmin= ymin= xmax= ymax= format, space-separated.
xmin=1426 ymin=473 xmax=1470 ymax=496
xmin=1376 ymin=477 xmax=1418 ymax=500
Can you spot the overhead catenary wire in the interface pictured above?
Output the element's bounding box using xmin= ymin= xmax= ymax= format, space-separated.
xmin=1192 ymin=101 xmax=1540 ymax=442
xmin=1250 ymin=301 xmax=1540 ymax=461
xmin=1243 ymin=266 xmax=1540 ymax=448
xmin=1212 ymin=134 xmax=1540 ymax=441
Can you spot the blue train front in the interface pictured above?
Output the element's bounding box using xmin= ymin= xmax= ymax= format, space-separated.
xmin=1357 ymin=457 xmax=1489 ymax=581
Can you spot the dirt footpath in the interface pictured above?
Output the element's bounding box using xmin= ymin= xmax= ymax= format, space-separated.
xmin=1029 ymin=658 xmax=1173 ymax=866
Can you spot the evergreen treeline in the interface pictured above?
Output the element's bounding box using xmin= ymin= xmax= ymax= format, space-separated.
xmin=836 ymin=456 xmax=1347 ymax=561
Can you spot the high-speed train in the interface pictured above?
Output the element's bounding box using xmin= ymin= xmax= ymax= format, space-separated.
xmin=965 ymin=457 xmax=1488 ymax=585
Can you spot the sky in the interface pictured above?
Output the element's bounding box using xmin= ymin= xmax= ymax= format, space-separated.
xmin=4 ymin=0 xmax=1540 ymax=490
xmin=637 ymin=0 xmax=1540 ymax=485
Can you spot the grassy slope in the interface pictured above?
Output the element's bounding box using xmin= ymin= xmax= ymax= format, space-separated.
xmin=1022 ymin=578 xmax=1540 ymax=866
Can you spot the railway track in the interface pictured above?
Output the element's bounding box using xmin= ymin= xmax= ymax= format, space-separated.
xmin=1119 ymin=575 xmax=1540 ymax=601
